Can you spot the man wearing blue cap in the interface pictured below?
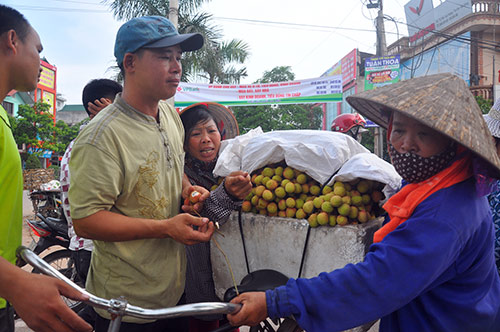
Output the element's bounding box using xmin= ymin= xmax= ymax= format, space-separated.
xmin=68 ymin=16 xmax=213 ymax=332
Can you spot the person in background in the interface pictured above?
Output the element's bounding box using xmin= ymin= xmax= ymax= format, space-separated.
xmin=483 ymin=98 xmax=500 ymax=274
xmin=180 ymin=102 xmax=252 ymax=332
xmin=60 ymin=78 xmax=122 ymax=326
xmin=0 ymin=5 xmax=91 ymax=332
xmin=330 ymin=113 xmax=367 ymax=142
xmin=69 ymin=16 xmax=213 ymax=332
xmin=227 ymin=74 xmax=500 ymax=332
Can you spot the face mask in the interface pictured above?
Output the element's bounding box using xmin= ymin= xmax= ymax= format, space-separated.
xmin=388 ymin=143 xmax=456 ymax=183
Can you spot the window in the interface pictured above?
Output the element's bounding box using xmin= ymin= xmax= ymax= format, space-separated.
xmin=2 ymin=101 xmax=13 ymax=115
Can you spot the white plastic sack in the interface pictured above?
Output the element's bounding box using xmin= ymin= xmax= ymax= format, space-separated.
xmin=214 ymin=130 xmax=370 ymax=185
xmin=39 ymin=180 xmax=61 ymax=191
xmin=330 ymin=153 xmax=402 ymax=198
xmin=215 ymin=127 xmax=264 ymax=175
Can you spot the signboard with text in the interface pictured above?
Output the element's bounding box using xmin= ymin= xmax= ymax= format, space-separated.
xmin=400 ymin=32 xmax=470 ymax=81
xmin=38 ymin=64 xmax=55 ymax=89
xmin=36 ymin=60 xmax=57 ymax=120
xmin=364 ymin=55 xmax=400 ymax=90
xmin=175 ymin=76 xmax=343 ymax=108
xmin=341 ymin=49 xmax=357 ymax=86
xmin=404 ymin=0 xmax=471 ymax=44
xmin=321 ymin=48 xmax=357 ymax=88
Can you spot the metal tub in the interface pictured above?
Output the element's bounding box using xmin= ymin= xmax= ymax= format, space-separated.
xmin=210 ymin=211 xmax=382 ymax=332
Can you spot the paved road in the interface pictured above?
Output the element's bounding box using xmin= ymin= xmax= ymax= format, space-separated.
xmin=15 ymin=213 xmax=36 ymax=331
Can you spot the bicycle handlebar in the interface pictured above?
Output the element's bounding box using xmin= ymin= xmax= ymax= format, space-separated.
xmin=16 ymin=246 xmax=241 ymax=320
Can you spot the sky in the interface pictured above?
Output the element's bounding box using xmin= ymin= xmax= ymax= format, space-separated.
xmin=5 ymin=0 xmax=413 ymax=104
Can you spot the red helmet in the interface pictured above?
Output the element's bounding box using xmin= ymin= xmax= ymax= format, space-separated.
xmin=331 ymin=113 xmax=366 ymax=133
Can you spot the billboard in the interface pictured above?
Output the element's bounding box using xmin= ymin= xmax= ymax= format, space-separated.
xmin=404 ymin=0 xmax=471 ymax=44
xmin=175 ymin=75 xmax=343 ymax=108
xmin=38 ymin=63 xmax=55 ymax=89
xmin=321 ymin=48 xmax=358 ymax=88
xmin=364 ymin=55 xmax=400 ymax=90
xmin=36 ymin=60 xmax=57 ymax=120
xmin=400 ymin=32 xmax=470 ymax=82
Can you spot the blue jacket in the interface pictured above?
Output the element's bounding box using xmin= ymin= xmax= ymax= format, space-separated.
xmin=266 ymin=178 xmax=500 ymax=332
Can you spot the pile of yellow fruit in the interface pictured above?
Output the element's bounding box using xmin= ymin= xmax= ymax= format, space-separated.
xmin=241 ymin=164 xmax=385 ymax=227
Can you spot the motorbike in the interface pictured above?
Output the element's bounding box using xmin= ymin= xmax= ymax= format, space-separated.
xmin=19 ymin=186 xmax=85 ymax=313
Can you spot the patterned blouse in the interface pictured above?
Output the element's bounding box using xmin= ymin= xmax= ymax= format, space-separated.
xmin=487 ymin=180 xmax=500 ymax=274
xmin=183 ymin=153 xmax=242 ymax=320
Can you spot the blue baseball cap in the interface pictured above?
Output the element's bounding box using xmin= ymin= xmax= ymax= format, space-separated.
xmin=114 ymin=16 xmax=204 ymax=66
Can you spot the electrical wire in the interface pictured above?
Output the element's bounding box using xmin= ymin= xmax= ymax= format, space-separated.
xmin=11 ymin=1 xmax=500 ymax=53
xmin=213 ymin=17 xmax=390 ymax=35
xmin=295 ymin=1 xmax=371 ymax=69
xmin=37 ymin=0 xmax=106 ymax=5
xmin=7 ymin=4 xmax=109 ymax=13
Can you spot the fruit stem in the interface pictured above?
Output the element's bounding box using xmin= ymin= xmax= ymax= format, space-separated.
xmin=213 ymin=237 xmax=239 ymax=295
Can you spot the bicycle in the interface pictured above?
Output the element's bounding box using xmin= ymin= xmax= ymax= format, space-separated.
xmin=16 ymin=246 xmax=241 ymax=332
xmin=17 ymin=246 xmax=303 ymax=332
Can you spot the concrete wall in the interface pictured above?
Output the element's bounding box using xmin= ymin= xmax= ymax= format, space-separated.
xmin=56 ymin=110 xmax=87 ymax=126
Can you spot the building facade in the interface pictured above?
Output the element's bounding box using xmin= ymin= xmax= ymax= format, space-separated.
xmin=321 ymin=49 xmax=374 ymax=130
xmin=388 ymin=0 xmax=500 ymax=101
xmin=320 ymin=0 xmax=500 ymax=132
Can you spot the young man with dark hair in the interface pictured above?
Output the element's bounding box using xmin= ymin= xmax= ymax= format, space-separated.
xmin=0 ymin=5 xmax=91 ymax=332
xmin=81 ymin=78 xmax=123 ymax=118
xmin=60 ymin=78 xmax=122 ymax=327
xmin=69 ymin=16 xmax=212 ymax=332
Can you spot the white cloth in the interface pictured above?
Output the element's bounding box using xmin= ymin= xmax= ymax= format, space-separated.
xmin=60 ymin=140 xmax=94 ymax=252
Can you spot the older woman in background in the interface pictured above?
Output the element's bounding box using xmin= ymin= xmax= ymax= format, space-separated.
xmin=483 ymin=98 xmax=500 ymax=274
xmin=180 ymin=102 xmax=252 ymax=332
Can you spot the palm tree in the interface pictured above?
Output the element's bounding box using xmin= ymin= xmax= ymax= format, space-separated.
xmin=103 ymin=0 xmax=249 ymax=83
xmin=186 ymin=38 xmax=250 ymax=84
xmin=104 ymin=0 xmax=206 ymax=20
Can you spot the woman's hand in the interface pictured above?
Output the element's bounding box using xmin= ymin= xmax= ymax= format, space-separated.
xmin=224 ymin=171 xmax=252 ymax=200
xmin=182 ymin=185 xmax=210 ymax=214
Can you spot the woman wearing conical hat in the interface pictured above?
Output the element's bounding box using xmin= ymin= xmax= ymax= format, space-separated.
xmin=179 ymin=102 xmax=252 ymax=332
xmin=483 ymin=99 xmax=500 ymax=274
xmin=226 ymin=74 xmax=500 ymax=332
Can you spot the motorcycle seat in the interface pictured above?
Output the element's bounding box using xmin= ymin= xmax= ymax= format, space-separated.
xmin=223 ymin=269 xmax=289 ymax=302
xmin=45 ymin=217 xmax=69 ymax=235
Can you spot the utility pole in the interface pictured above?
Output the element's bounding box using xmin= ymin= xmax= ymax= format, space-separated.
xmin=166 ymin=0 xmax=179 ymax=107
xmin=169 ymin=0 xmax=179 ymax=28
xmin=370 ymin=0 xmax=387 ymax=158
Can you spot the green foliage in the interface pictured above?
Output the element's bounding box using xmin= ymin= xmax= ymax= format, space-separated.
xmin=24 ymin=153 xmax=41 ymax=169
xmin=103 ymin=1 xmax=250 ymax=84
xmin=475 ymin=95 xmax=493 ymax=114
xmin=48 ymin=165 xmax=61 ymax=178
xmin=256 ymin=66 xmax=295 ymax=83
xmin=54 ymin=119 xmax=83 ymax=152
xmin=188 ymin=38 xmax=250 ymax=83
xmin=360 ymin=128 xmax=390 ymax=161
xmin=9 ymin=101 xmax=83 ymax=159
xmin=10 ymin=101 xmax=56 ymax=153
xmin=361 ymin=128 xmax=375 ymax=152
xmin=234 ymin=104 xmax=323 ymax=134
xmin=104 ymin=0 xmax=209 ymax=20
xmin=19 ymin=151 xmax=30 ymax=163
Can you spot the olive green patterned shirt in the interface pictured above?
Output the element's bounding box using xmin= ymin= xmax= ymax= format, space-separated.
xmin=69 ymin=94 xmax=185 ymax=323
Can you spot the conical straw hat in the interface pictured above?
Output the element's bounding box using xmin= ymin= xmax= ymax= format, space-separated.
xmin=179 ymin=102 xmax=239 ymax=140
xmin=484 ymin=98 xmax=500 ymax=139
xmin=346 ymin=73 xmax=500 ymax=176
